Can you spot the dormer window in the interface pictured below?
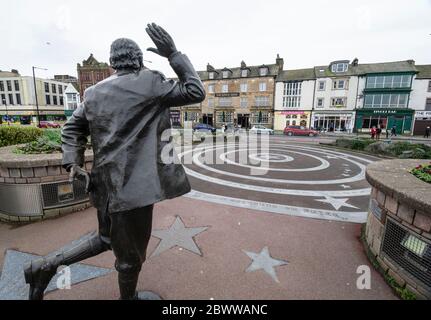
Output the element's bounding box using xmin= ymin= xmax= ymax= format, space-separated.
xmin=222 ymin=71 xmax=230 ymax=79
xmin=241 ymin=69 xmax=248 ymax=77
xmin=259 ymin=67 xmax=268 ymax=76
xmin=209 ymin=72 xmax=215 ymax=80
xmin=331 ymin=63 xmax=349 ymax=73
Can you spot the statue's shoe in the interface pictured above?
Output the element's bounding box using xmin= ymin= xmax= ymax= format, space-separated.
xmin=23 ymin=259 xmax=58 ymax=300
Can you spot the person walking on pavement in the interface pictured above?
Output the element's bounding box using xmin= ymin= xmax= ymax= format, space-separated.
xmin=391 ymin=125 xmax=397 ymax=137
xmin=424 ymin=126 xmax=430 ymax=138
xmin=370 ymin=126 xmax=376 ymax=140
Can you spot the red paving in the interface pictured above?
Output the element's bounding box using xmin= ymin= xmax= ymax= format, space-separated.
xmin=0 ymin=196 xmax=397 ymax=300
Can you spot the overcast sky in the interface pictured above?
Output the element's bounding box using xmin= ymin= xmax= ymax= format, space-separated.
xmin=1 ymin=0 xmax=430 ymax=79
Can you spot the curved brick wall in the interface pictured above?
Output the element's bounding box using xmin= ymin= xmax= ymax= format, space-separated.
xmin=0 ymin=146 xmax=93 ymax=222
xmin=366 ymin=159 xmax=431 ymax=300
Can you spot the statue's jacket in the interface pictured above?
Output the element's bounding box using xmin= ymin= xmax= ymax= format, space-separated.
xmin=61 ymin=52 xmax=205 ymax=214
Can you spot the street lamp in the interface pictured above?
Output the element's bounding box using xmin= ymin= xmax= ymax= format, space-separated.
xmin=32 ymin=66 xmax=48 ymax=127
xmin=1 ymin=98 xmax=9 ymax=125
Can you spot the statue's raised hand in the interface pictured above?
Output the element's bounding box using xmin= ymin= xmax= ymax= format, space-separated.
xmin=146 ymin=23 xmax=177 ymax=58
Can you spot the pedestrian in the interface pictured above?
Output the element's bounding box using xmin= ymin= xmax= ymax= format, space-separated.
xmin=425 ymin=126 xmax=430 ymax=138
xmin=370 ymin=126 xmax=376 ymax=140
xmin=386 ymin=128 xmax=389 ymax=139
xmin=376 ymin=126 xmax=382 ymax=140
xmin=391 ymin=125 xmax=397 ymax=137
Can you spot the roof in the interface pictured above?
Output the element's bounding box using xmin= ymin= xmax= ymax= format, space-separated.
xmin=0 ymin=70 xmax=20 ymax=78
xmin=276 ymin=68 xmax=315 ymax=81
xmin=64 ymin=83 xmax=79 ymax=94
xmin=197 ymin=62 xmax=280 ymax=81
xmin=415 ymin=65 xmax=431 ymax=79
xmin=355 ymin=60 xmax=417 ymax=75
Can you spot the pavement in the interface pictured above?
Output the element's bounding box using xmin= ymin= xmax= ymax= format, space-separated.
xmin=0 ymin=136 xmax=397 ymax=300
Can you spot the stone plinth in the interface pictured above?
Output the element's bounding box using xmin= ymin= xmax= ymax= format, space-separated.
xmin=365 ymin=159 xmax=431 ymax=299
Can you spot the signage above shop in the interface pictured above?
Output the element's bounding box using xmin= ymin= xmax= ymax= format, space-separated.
xmin=415 ymin=111 xmax=431 ymax=118
xmin=215 ymin=93 xmax=240 ymax=97
xmin=281 ymin=111 xmax=306 ymax=115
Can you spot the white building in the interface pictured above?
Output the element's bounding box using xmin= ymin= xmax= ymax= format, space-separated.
xmin=410 ymin=65 xmax=431 ymax=135
xmin=0 ymin=70 xmax=69 ymax=125
xmin=274 ymin=68 xmax=315 ymax=130
xmin=63 ymin=83 xmax=81 ymax=118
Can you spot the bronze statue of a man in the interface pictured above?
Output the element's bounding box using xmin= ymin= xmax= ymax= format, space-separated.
xmin=23 ymin=23 xmax=205 ymax=300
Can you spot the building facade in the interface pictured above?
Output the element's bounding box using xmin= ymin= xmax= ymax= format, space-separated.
xmin=410 ymin=65 xmax=431 ymax=135
xmin=0 ymin=70 xmax=69 ymax=124
xmin=53 ymin=74 xmax=79 ymax=91
xmin=174 ymin=56 xmax=284 ymax=129
xmin=63 ymin=83 xmax=81 ymax=118
xmin=77 ymin=54 xmax=113 ymax=97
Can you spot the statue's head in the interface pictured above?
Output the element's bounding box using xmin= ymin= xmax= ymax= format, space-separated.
xmin=110 ymin=38 xmax=143 ymax=71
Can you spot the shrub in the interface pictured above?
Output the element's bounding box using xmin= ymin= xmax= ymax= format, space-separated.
xmin=0 ymin=126 xmax=43 ymax=147
xmin=365 ymin=141 xmax=391 ymax=155
xmin=335 ymin=138 xmax=374 ymax=150
xmin=14 ymin=129 xmax=62 ymax=154
xmin=387 ymin=142 xmax=431 ymax=159
xmin=411 ymin=163 xmax=431 ymax=183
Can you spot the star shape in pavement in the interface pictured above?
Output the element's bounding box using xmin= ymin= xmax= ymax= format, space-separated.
xmin=315 ymin=196 xmax=358 ymax=211
xmin=151 ymin=216 xmax=208 ymax=257
xmin=243 ymin=247 xmax=288 ymax=283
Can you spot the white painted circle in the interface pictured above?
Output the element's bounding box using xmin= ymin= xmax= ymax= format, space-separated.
xmin=248 ymin=153 xmax=294 ymax=163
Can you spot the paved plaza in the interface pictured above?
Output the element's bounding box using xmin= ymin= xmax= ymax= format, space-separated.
xmin=0 ymin=136 xmax=397 ymax=299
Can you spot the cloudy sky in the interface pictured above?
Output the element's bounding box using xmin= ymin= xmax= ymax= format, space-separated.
xmin=1 ymin=0 xmax=430 ymax=79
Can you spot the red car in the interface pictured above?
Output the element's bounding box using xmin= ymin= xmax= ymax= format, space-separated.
xmin=284 ymin=125 xmax=318 ymax=137
xmin=38 ymin=121 xmax=61 ymax=128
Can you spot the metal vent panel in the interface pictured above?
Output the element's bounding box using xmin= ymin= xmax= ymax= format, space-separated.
xmin=381 ymin=217 xmax=431 ymax=292
xmin=41 ymin=180 xmax=89 ymax=209
xmin=0 ymin=183 xmax=43 ymax=216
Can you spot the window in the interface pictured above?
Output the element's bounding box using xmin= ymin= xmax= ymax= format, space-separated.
xmin=331 ymin=63 xmax=348 ymax=73
xmin=317 ymin=98 xmax=324 ymax=108
xmin=218 ymin=97 xmax=232 ymax=106
xmin=318 ymin=81 xmax=325 ymax=91
xmin=364 ymin=93 xmax=409 ymax=108
xmin=8 ymin=93 xmax=14 ymax=105
xmin=222 ymin=71 xmax=229 ymax=79
xmin=59 ymin=85 xmax=63 ymax=94
xmin=184 ymin=112 xmax=199 ymax=122
xmin=259 ymin=82 xmax=267 ymax=92
xmin=282 ymin=82 xmax=302 ymax=108
xmin=52 ymin=84 xmax=57 ymax=94
xmin=45 ymin=95 xmax=51 ymax=105
xmin=240 ymin=97 xmax=248 ymax=108
xmin=331 ymin=97 xmax=347 ymax=107
xmin=428 ymin=81 xmax=431 ymax=92
xmin=6 ymin=81 xmax=12 ymax=91
xmin=332 ymin=79 xmax=347 ymax=90
xmin=45 ymin=82 xmax=50 ymax=93
xmin=425 ymin=98 xmax=431 ymax=111
xmin=251 ymin=111 xmax=269 ymax=124
xmin=217 ymin=111 xmax=233 ymax=123
xmin=259 ymin=67 xmax=268 ymax=76
xmin=241 ymin=69 xmax=248 ymax=77
xmin=366 ymin=74 xmax=412 ymax=89
xmin=255 ymin=96 xmax=270 ymax=107
xmin=1 ymin=94 xmax=5 ymax=104
xmin=53 ymin=96 xmax=58 ymax=105
xmin=240 ymin=83 xmax=248 ymax=93
xmin=15 ymin=94 xmax=21 ymax=105
xmin=222 ymin=84 xmax=228 ymax=93
xmin=208 ymin=84 xmax=215 ymax=93
xmin=14 ymin=80 xmax=19 ymax=91
xmin=208 ymin=72 xmax=214 ymax=80
xmin=208 ymin=98 xmax=214 ymax=108
xmin=60 ymin=97 xmax=64 ymax=105
xmin=0 ymin=81 xmax=4 ymax=91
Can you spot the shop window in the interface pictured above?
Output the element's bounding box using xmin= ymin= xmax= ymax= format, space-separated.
xmin=362 ymin=117 xmax=371 ymax=129
xmin=300 ymin=120 xmax=307 ymax=126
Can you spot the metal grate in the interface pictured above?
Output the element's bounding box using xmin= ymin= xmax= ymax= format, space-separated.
xmin=41 ymin=180 xmax=89 ymax=209
xmin=381 ymin=217 xmax=431 ymax=291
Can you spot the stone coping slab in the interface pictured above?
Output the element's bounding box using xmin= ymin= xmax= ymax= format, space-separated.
xmin=366 ymin=159 xmax=431 ymax=216
xmin=0 ymin=146 xmax=93 ymax=168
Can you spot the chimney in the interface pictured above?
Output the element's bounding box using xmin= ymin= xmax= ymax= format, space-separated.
xmin=241 ymin=61 xmax=246 ymax=68
xmin=207 ymin=63 xmax=215 ymax=72
xmin=352 ymin=58 xmax=359 ymax=66
xmin=276 ymin=54 xmax=284 ymax=71
xmin=407 ymin=59 xmax=415 ymax=65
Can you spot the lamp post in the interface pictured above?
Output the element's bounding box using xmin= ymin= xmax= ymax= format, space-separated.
xmin=1 ymin=98 xmax=9 ymax=125
xmin=32 ymin=66 xmax=48 ymax=127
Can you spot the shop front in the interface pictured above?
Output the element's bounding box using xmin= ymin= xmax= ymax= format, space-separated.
xmin=170 ymin=109 xmax=181 ymax=127
xmin=355 ymin=109 xmax=414 ymax=134
xmin=274 ymin=111 xmax=311 ymax=131
xmin=0 ymin=110 xmax=65 ymax=125
xmin=311 ymin=112 xmax=355 ymax=133
xmin=412 ymin=111 xmax=431 ymax=136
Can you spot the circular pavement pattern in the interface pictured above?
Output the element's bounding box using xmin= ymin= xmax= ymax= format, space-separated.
xmin=179 ymin=137 xmax=378 ymax=223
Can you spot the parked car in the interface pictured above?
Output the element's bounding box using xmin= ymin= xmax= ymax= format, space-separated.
xmin=249 ymin=125 xmax=274 ymax=135
xmin=38 ymin=121 xmax=61 ymax=128
xmin=193 ymin=123 xmax=216 ymax=133
xmin=284 ymin=126 xmax=318 ymax=137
